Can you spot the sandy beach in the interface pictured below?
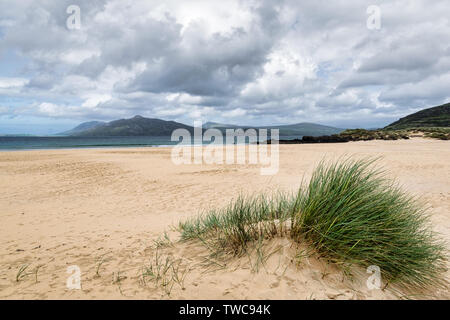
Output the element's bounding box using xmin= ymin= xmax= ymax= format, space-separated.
xmin=0 ymin=138 xmax=449 ymax=299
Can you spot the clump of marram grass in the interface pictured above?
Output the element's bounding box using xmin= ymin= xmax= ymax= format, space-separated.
xmin=178 ymin=158 xmax=447 ymax=290
xmin=141 ymin=249 xmax=189 ymax=296
xmin=292 ymin=158 xmax=447 ymax=290
xmin=179 ymin=193 xmax=298 ymax=256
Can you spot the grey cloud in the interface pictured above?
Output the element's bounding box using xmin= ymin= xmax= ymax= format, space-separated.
xmin=379 ymin=74 xmax=450 ymax=107
xmin=0 ymin=0 xmax=449 ymax=130
xmin=127 ymin=5 xmax=285 ymax=97
xmin=358 ymin=45 xmax=441 ymax=72
xmin=26 ymin=73 xmax=56 ymax=89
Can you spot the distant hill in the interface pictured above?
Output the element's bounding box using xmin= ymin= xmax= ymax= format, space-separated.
xmin=59 ymin=121 xmax=105 ymax=135
xmin=385 ymin=102 xmax=450 ymax=130
xmin=263 ymin=123 xmax=343 ymax=136
xmin=64 ymin=116 xmax=343 ymax=137
xmin=68 ymin=116 xmax=194 ymax=137
xmin=205 ymin=122 xmax=343 ymax=136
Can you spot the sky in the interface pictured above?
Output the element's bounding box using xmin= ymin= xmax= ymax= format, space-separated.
xmin=0 ymin=0 xmax=449 ymax=135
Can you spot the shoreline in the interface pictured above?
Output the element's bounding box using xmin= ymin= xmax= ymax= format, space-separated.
xmin=0 ymin=136 xmax=437 ymax=152
xmin=0 ymin=144 xmax=175 ymax=152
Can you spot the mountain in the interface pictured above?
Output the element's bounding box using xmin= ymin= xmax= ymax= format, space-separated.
xmin=69 ymin=115 xmax=194 ymax=136
xmin=204 ymin=122 xmax=343 ymax=136
xmin=59 ymin=121 xmax=105 ymax=135
xmin=263 ymin=123 xmax=343 ymax=136
xmin=64 ymin=116 xmax=343 ymax=137
xmin=385 ymin=102 xmax=450 ymax=130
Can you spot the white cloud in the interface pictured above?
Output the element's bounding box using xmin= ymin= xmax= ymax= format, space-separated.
xmin=0 ymin=77 xmax=29 ymax=89
xmin=81 ymin=94 xmax=112 ymax=108
xmin=0 ymin=0 xmax=449 ymax=128
xmin=223 ymin=108 xmax=247 ymax=118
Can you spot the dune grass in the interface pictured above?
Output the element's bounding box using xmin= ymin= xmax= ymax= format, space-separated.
xmin=178 ymin=157 xmax=447 ymax=290
xmin=291 ymin=158 xmax=447 ymax=289
xmin=141 ymin=249 xmax=189 ymax=296
xmin=179 ymin=193 xmax=297 ymax=256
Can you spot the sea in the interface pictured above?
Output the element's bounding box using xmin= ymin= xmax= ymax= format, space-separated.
xmin=0 ymin=135 xmax=302 ymax=151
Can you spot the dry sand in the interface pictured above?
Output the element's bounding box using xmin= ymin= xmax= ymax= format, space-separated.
xmin=0 ymin=138 xmax=449 ymax=299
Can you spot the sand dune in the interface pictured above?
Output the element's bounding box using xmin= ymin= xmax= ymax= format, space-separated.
xmin=0 ymin=138 xmax=449 ymax=299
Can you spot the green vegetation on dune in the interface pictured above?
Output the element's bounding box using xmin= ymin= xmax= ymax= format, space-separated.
xmin=179 ymin=158 xmax=447 ymax=291
xmin=307 ymin=127 xmax=450 ymax=143
xmin=297 ymin=103 xmax=450 ymax=143
xmin=292 ymin=158 xmax=446 ymax=289
xmin=180 ymin=193 xmax=295 ymax=256
xmin=339 ymin=129 xmax=410 ymax=141
xmin=408 ymin=127 xmax=450 ymax=140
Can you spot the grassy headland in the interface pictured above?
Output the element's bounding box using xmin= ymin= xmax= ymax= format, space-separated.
xmin=278 ymin=127 xmax=450 ymax=144
xmin=385 ymin=102 xmax=450 ymax=130
xmin=281 ymin=102 xmax=449 ymax=143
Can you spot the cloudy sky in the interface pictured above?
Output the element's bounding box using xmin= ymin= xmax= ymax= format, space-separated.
xmin=0 ymin=0 xmax=449 ymax=134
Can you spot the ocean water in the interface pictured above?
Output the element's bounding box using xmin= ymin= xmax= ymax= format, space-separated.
xmin=0 ymin=136 xmax=178 ymax=150
xmin=0 ymin=135 xmax=303 ymax=151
